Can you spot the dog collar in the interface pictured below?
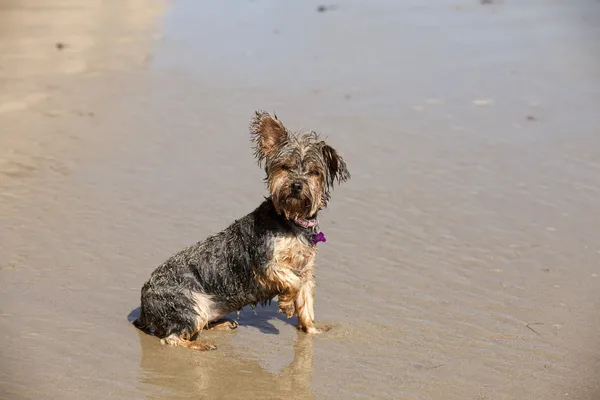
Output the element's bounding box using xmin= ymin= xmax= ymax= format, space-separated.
xmin=293 ymin=217 xmax=326 ymax=245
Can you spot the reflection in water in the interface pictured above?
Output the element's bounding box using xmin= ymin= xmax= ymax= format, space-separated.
xmin=136 ymin=327 xmax=315 ymax=400
xmin=130 ymin=301 xmax=314 ymax=399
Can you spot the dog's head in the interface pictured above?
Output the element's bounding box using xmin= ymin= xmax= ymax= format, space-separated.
xmin=250 ymin=111 xmax=350 ymax=223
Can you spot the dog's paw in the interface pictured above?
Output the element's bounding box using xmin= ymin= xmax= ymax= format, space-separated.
xmin=278 ymin=303 xmax=296 ymax=318
xmin=207 ymin=319 xmax=238 ymax=331
xmin=298 ymin=325 xmax=331 ymax=334
xmin=305 ymin=327 xmax=322 ymax=334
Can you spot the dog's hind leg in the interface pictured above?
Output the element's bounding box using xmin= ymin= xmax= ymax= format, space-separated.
xmin=151 ymin=291 xmax=220 ymax=350
xmin=159 ymin=313 xmax=216 ymax=351
xmin=206 ymin=319 xmax=238 ymax=331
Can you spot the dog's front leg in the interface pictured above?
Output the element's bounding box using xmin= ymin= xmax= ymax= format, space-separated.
xmin=278 ymin=291 xmax=297 ymax=318
xmin=266 ymin=267 xmax=301 ymax=318
xmin=294 ymin=277 xmax=320 ymax=334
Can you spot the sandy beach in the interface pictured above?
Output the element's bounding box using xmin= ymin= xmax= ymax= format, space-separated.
xmin=2 ymin=0 xmax=600 ymax=399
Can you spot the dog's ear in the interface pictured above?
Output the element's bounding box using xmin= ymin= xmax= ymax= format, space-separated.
xmin=250 ymin=111 xmax=289 ymax=165
xmin=321 ymin=143 xmax=350 ymax=187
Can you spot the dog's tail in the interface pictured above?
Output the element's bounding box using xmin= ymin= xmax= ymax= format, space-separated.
xmin=133 ymin=313 xmax=152 ymax=334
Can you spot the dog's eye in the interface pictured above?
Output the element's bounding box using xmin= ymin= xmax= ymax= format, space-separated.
xmin=281 ymin=165 xmax=292 ymax=171
xmin=309 ymin=170 xmax=320 ymax=177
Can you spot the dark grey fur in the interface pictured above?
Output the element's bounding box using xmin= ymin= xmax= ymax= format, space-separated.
xmin=133 ymin=111 xmax=349 ymax=342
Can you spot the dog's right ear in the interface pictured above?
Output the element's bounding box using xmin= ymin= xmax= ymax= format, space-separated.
xmin=250 ymin=111 xmax=288 ymax=165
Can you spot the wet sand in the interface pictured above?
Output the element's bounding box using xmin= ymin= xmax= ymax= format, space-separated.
xmin=2 ymin=0 xmax=600 ymax=399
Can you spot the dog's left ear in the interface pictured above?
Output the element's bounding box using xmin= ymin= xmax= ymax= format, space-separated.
xmin=250 ymin=111 xmax=289 ymax=165
xmin=321 ymin=143 xmax=350 ymax=187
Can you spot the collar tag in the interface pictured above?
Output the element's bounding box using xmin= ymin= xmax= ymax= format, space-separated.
xmin=311 ymin=231 xmax=326 ymax=245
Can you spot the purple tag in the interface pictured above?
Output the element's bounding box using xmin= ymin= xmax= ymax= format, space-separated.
xmin=311 ymin=231 xmax=326 ymax=245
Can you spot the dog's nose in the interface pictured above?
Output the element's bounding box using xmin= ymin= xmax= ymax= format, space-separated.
xmin=291 ymin=182 xmax=303 ymax=193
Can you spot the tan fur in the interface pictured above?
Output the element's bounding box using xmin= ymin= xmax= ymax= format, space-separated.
xmin=269 ymin=165 xmax=323 ymax=220
xmin=206 ymin=319 xmax=238 ymax=331
xmin=269 ymin=168 xmax=307 ymax=220
xmin=257 ymin=235 xmax=319 ymax=332
xmin=261 ymin=236 xmax=316 ymax=291
xmin=306 ymin=174 xmax=324 ymax=216
xmin=190 ymin=292 xmax=227 ymax=331
xmin=295 ymin=278 xmax=317 ymax=333
xmin=269 ymin=169 xmax=289 ymax=206
xmin=252 ymin=113 xmax=287 ymax=158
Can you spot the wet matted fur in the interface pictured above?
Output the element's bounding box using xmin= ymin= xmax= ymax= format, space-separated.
xmin=133 ymin=111 xmax=350 ymax=350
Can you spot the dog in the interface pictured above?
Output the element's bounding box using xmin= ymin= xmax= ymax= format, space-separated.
xmin=133 ymin=111 xmax=350 ymax=350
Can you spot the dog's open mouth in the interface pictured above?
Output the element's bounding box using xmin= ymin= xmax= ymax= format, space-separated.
xmin=294 ymin=216 xmax=317 ymax=228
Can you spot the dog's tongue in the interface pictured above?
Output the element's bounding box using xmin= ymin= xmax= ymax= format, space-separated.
xmin=294 ymin=217 xmax=317 ymax=228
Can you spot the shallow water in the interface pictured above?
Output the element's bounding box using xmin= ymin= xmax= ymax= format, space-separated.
xmin=2 ymin=0 xmax=600 ymax=399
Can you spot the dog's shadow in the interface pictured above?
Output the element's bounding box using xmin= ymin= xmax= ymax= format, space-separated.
xmin=127 ymin=298 xmax=296 ymax=335
xmin=233 ymin=300 xmax=298 ymax=334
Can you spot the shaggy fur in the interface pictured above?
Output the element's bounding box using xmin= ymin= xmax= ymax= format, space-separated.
xmin=133 ymin=111 xmax=349 ymax=350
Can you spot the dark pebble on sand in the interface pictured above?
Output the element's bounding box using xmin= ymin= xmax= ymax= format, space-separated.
xmin=317 ymin=5 xmax=337 ymax=12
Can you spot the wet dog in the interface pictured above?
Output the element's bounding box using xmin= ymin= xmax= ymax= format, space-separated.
xmin=133 ymin=111 xmax=350 ymax=350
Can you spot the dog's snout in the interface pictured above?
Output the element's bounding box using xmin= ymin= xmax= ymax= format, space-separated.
xmin=291 ymin=182 xmax=303 ymax=193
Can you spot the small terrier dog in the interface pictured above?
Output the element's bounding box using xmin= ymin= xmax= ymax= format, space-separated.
xmin=134 ymin=111 xmax=350 ymax=350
